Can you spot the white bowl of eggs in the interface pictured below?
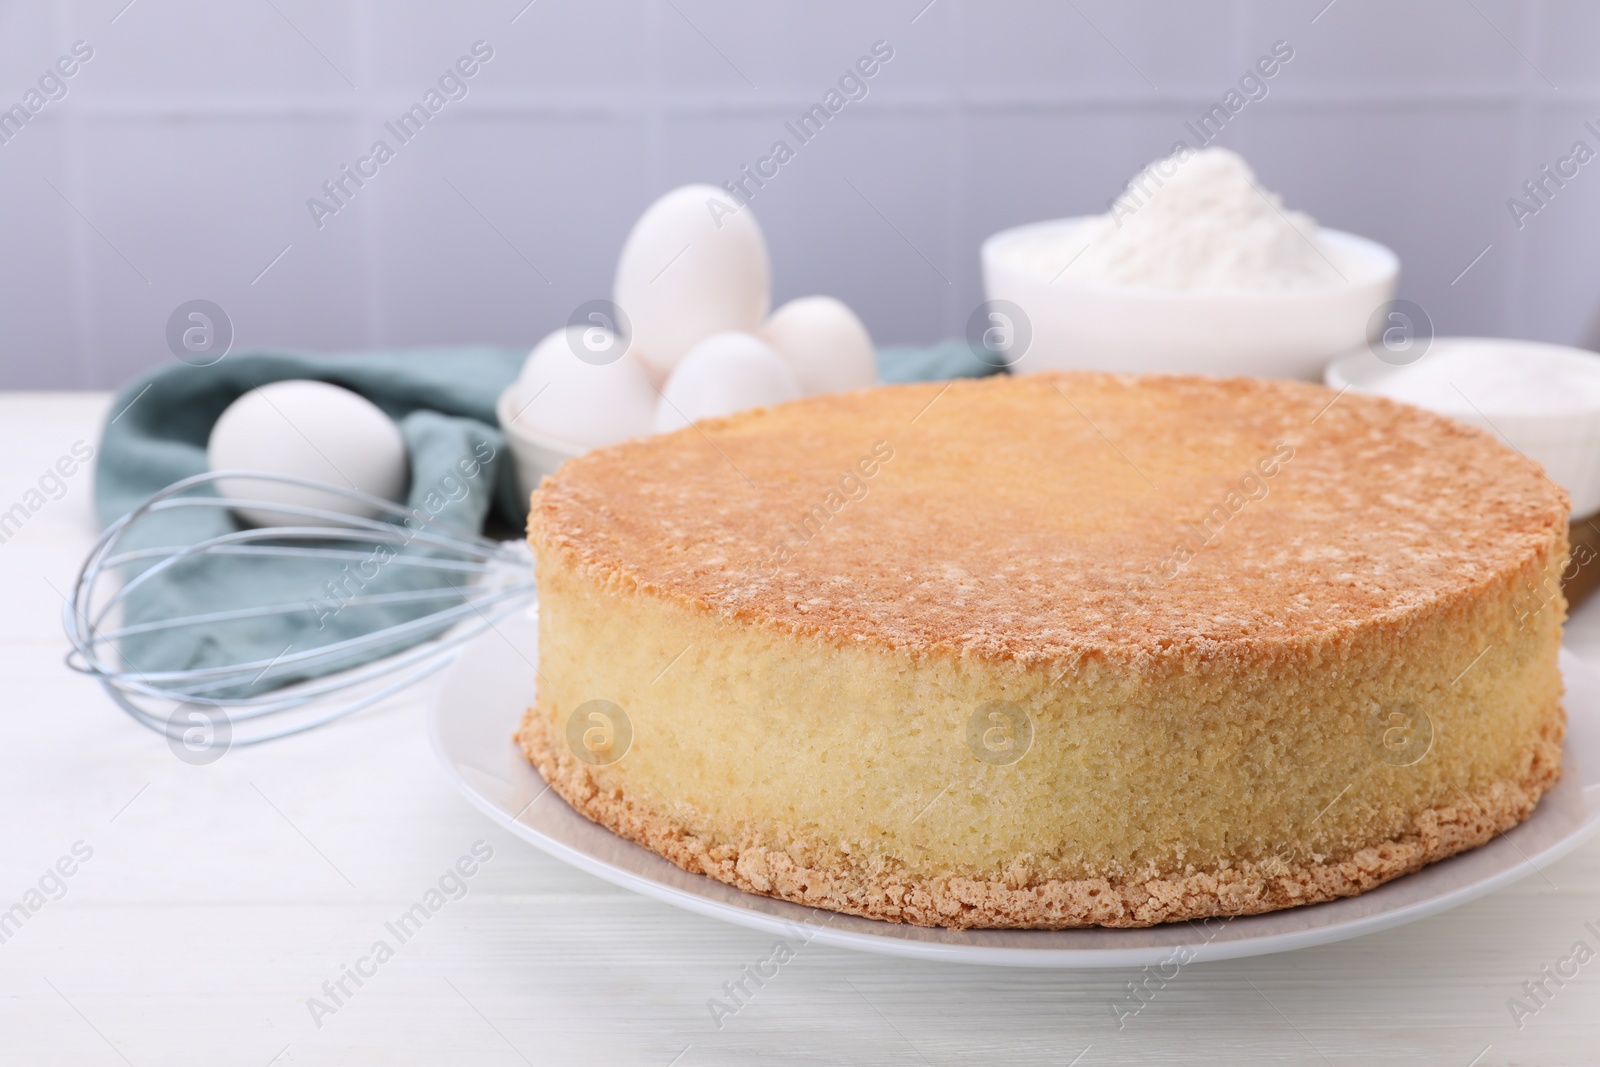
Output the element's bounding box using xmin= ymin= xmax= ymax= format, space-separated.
xmin=498 ymin=184 xmax=878 ymax=502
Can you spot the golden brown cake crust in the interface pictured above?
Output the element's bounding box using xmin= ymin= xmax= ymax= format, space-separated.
xmin=520 ymin=371 xmax=1571 ymax=929
xmin=529 ymin=372 xmax=1570 ymax=667
xmin=517 ymin=700 xmax=1565 ymax=929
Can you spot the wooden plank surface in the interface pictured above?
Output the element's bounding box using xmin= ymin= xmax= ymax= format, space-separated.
xmin=1 ymin=392 xmax=1596 ymax=1066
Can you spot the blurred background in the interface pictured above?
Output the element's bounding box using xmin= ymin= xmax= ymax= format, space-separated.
xmin=1 ymin=0 xmax=1596 ymax=389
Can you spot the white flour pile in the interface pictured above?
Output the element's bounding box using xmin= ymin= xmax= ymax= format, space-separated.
xmin=1005 ymin=148 xmax=1343 ymax=291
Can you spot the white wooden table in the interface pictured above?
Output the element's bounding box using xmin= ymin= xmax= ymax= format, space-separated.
xmin=3 ymin=392 xmax=1598 ymax=1067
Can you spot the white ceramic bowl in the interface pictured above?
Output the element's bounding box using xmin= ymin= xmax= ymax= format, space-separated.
xmin=496 ymin=379 xmax=585 ymax=506
xmin=1326 ymin=337 xmax=1600 ymax=517
xmin=980 ymin=218 xmax=1398 ymax=379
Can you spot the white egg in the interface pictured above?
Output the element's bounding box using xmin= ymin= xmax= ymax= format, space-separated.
xmin=510 ymin=326 xmax=659 ymax=448
xmin=614 ymin=184 xmax=771 ymax=381
xmin=207 ymin=380 xmax=408 ymax=528
xmin=760 ymin=296 xmax=877 ymax=396
xmin=653 ymin=332 xmax=801 ymax=433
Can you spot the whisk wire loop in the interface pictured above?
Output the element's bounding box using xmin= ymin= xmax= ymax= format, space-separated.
xmin=64 ymin=470 xmax=537 ymax=746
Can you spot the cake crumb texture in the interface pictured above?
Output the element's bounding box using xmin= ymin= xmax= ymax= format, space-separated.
xmin=517 ymin=701 xmax=1564 ymax=929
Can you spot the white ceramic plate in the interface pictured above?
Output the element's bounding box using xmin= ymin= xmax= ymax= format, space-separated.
xmin=429 ymin=608 xmax=1600 ymax=969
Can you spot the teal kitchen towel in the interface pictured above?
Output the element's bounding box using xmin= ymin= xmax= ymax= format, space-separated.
xmin=93 ymin=347 xmax=528 ymax=693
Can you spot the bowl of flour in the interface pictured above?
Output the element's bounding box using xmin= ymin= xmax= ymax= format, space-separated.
xmin=1327 ymin=337 xmax=1600 ymax=516
xmin=981 ymin=147 xmax=1396 ymax=379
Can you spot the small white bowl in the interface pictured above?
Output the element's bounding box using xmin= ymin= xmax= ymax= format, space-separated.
xmin=980 ymin=218 xmax=1398 ymax=380
xmin=496 ymin=379 xmax=585 ymax=506
xmin=1326 ymin=337 xmax=1600 ymax=516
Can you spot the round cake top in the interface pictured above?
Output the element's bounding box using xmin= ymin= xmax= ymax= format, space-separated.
xmin=528 ymin=372 xmax=1568 ymax=664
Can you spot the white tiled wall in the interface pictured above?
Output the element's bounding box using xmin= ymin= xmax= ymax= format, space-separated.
xmin=0 ymin=0 xmax=1595 ymax=389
